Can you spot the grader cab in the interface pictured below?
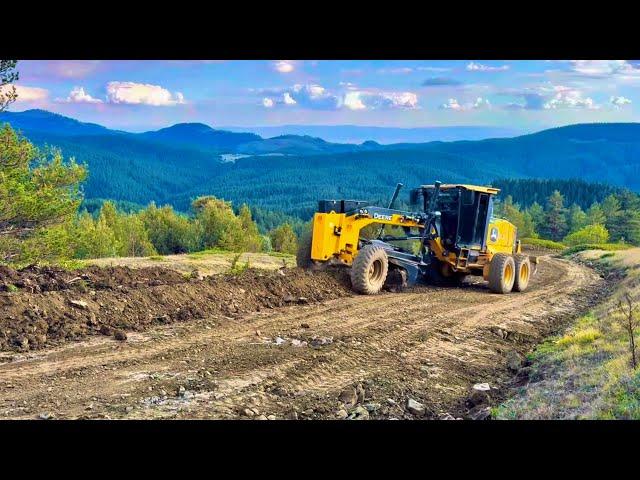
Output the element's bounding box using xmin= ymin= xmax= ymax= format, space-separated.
xmin=298 ymin=182 xmax=536 ymax=295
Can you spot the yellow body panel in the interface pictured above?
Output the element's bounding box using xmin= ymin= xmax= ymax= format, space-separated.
xmin=311 ymin=211 xmax=423 ymax=264
xmin=486 ymin=218 xmax=519 ymax=255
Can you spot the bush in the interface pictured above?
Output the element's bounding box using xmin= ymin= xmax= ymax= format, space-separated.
xmin=520 ymin=237 xmax=565 ymax=250
xmin=269 ymin=223 xmax=298 ymax=255
xmin=563 ymin=224 xmax=609 ymax=246
xmin=140 ymin=203 xmax=198 ymax=254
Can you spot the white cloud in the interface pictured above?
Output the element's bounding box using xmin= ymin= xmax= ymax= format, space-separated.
xmin=440 ymin=97 xmax=490 ymax=111
xmin=261 ymin=83 xmax=340 ymax=109
xmin=610 ymin=95 xmax=632 ymax=108
xmin=274 ymin=61 xmax=295 ymax=73
xmin=282 ymin=92 xmax=297 ymax=105
xmin=377 ymin=67 xmax=414 ymax=75
xmin=473 ymin=97 xmax=491 ymax=109
xmin=4 ymin=85 xmax=49 ymax=103
xmin=105 ymin=81 xmax=185 ymax=106
xmin=260 ymin=83 xmax=418 ymax=111
xmin=542 ymin=86 xmax=597 ymax=109
xmin=504 ymin=84 xmax=599 ymax=110
xmin=569 ymin=60 xmax=639 ymax=77
xmin=466 ymin=61 xmax=509 ymax=72
xmin=342 ymin=91 xmax=367 ymax=110
xmin=57 ymin=86 xmax=103 ymax=104
xmin=341 ymin=90 xmax=419 ymax=110
xmin=262 ymin=97 xmax=274 ymax=108
xmin=440 ymin=98 xmax=463 ymax=110
xmin=416 ymin=66 xmax=452 ymax=72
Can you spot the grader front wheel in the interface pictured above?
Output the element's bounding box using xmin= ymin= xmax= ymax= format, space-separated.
xmin=488 ymin=253 xmax=516 ymax=294
xmin=350 ymin=244 xmax=389 ymax=294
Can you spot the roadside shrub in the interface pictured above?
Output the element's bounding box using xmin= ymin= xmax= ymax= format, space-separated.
xmin=269 ymin=223 xmax=298 ymax=254
xmin=520 ymin=237 xmax=565 ymax=250
xmin=140 ymin=203 xmax=199 ymax=254
xmin=557 ymin=327 xmax=602 ymax=347
xmin=563 ymin=224 xmax=609 ymax=246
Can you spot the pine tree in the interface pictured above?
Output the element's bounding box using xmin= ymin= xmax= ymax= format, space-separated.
xmin=528 ymin=202 xmax=545 ymax=232
xmin=0 ymin=125 xmax=86 ymax=262
xmin=238 ymin=204 xmax=263 ymax=252
xmin=542 ymin=190 xmax=568 ymax=241
xmin=0 ymin=60 xmax=19 ymax=112
xmin=614 ymin=210 xmax=640 ymax=244
xmin=568 ymin=203 xmax=587 ymax=233
xmin=521 ymin=211 xmax=537 ymax=238
xmin=586 ymin=202 xmax=607 ymax=226
xmin=602 ymin=194 xmax=623 ymax=241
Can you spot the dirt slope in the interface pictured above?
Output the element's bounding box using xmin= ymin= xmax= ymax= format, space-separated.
xmin=0 ymin=255 xmax=602 ymax=420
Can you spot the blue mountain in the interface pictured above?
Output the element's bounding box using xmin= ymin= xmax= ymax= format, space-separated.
xmin=2 ymin=109 xmax=640 ymax=218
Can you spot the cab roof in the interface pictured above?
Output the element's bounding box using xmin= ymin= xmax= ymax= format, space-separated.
xmin=419 ymin=184 xmax=500 ymax=195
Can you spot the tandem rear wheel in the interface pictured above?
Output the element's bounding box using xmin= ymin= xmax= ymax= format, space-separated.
xmin=488 ymin=253 xmax=531 ymax=294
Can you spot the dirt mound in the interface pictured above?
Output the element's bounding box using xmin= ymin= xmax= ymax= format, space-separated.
xmin=0 ymin=264 xmax=352 ymax=352
xmin=0 ymin=264 xmax=187 ymax=293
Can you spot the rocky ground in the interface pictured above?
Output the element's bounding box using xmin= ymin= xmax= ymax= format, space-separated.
xmin=0 ymin=254 xmax=603 ymax=420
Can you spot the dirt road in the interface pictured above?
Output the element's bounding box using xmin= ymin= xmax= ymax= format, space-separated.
xmin=0 ymin=255 xmax=602 ymax=420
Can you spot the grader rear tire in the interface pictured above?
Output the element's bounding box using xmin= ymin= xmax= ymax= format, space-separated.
xmin=350 ymin=244 xmax=389 ymax=294
xmin=513 ymin=254 xmax=531 ymax=292
xmin=488 ymin=253 xmax=516 ymax=294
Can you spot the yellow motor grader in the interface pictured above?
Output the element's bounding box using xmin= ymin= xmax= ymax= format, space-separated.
xmin=298 ymin=182 xmax=536 ymax=294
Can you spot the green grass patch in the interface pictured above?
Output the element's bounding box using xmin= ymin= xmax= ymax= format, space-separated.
xmin=187 ymin=247 xmax=230 ymax=259
xmin=267 ymin=251 xmax=295 ymax=259
xmin=562 ymin=243 xmax=631 ymax=255
xmin=495 ymin=296 xmax=640 ymax=419
xmin=6 ymin=284 xmax=18 ymax=293
xmin=557 ymin=327 xmax=602 ymax=347
xmin=51 ymin=259 xmax=88 ymax=270
xmin=521 ymin=238 xmax=565 ymax=250
xmin=148 ymin=255 xmax=165 ymax=261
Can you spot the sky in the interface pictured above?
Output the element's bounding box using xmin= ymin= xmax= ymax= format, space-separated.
xmin=5 ymin=60 xmax=640 ymax=132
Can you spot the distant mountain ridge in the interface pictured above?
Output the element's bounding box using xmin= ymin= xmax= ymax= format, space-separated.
xmin=1 ymin=109 xmax=640 ymax=219
xmin=220 ymin=124 xmax=525 ymax=144
xmin=138 ymin=122 xmax=262 ymax=152
xmin=0 ymin=109 xmax=120 ymax=137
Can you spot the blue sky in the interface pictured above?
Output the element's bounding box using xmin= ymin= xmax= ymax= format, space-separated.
xmin=6 ymin=60 xmax=639 ymax=131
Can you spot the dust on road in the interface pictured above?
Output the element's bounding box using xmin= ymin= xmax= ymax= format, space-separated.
xmin=0 ymin=255 xmax=602 ymax=420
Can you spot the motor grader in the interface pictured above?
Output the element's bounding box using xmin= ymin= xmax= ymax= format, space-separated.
xmin=297 ymin=182 xmax=536 ymax=294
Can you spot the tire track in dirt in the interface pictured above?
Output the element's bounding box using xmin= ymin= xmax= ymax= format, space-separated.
xmin=0 ymin=255 xmax=602 ymax=419
xmin=211 ymin=256 xmax=601 ymax=416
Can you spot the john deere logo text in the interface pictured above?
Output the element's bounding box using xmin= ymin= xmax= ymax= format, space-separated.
xmin=373 ymin=213 xmax=393 ymax=221
xmin=490 ymin=227 xmax=499 ymax=242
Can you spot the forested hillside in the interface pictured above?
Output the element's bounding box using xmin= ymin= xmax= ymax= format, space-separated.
xmin=2 ymin=110 xmax=640 ymax=221
xmin=493 ymin=178 xmax=625 ymax=210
